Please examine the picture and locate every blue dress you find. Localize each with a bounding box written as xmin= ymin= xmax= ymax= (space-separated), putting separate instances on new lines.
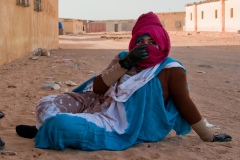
xmin=34 ymin=56 xmax=191 ymax=151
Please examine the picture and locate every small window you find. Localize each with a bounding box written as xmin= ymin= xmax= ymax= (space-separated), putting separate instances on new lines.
xmin=34 ymin=0 xmax=42 ymax=12
xmin=190 ymin=13 xmax=192 ymax=20
xmin=230 ymin=8 xmax=234 ymax=18
xmin=215 ymin=10 xmax=218 ymax=19
xmin=16 ymin=0 xmax=29 ymax=7
xmin=201 ymin=11 xmax=204 ymax=19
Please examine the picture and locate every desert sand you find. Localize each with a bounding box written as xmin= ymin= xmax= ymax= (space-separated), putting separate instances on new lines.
xmin=0 ymin=31 xmax=240 ymax=160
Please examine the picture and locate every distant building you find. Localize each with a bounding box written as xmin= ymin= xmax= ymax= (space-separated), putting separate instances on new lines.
xmin=86 ymin=22 xmax=106 ymax=33
xmin=100 ymin=13 xmax=185 ymax=32
xmin=0 ymin=0 xmax=59 ymax=66
xmin=101 ymin=20 xmax=136 ymax=32
xmin=185 ymin=0 xmax=240 ymax=32
xmin=156 ymin=12 xmax=186 ymax=31
xmin=59 ymin=15 xmax=185 ymax=33
xmin=62 ymin=19 xmax=85 ymax=35
xmin=62 ymin=19 xmax=136 ymax=33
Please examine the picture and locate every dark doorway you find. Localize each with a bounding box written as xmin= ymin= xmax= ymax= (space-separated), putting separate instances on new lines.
xmin=114 ymin=24 xmax=118 ymax=32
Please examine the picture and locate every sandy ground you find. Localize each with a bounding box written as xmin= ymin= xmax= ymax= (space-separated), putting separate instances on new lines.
xmin=0 ymin=31 xmax=240 ymax=160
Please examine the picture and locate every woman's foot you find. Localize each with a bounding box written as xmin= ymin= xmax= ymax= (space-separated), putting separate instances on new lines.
xmin=16 ymin=125 xmax=38 ymax=139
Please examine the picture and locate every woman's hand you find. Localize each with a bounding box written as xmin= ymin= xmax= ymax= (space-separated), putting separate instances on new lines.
xmin=119 ymin=45 xmax=148 ymax=70
xmin=212 ymin=133 xmax=232 ymax=142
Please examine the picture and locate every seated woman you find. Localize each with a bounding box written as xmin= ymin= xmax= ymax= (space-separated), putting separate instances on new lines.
xmin=16 ymin=12 xmax=231 ymax=151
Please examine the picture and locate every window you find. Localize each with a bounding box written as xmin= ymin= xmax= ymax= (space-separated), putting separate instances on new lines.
xmin=230 ymin=8 xmax=234 ymax=18
xmin=16 ymin=0 xmax=29 ymax=7
xmin=190 ymin=13 xmax=192 ymax=20
xmin=215 ymin=10 xmax=218 ymax=19
xmin=34 ymin=0 xmax=42 ymax=12
xmin=22 ymin=0 xmax=29 ymax=7
xmin=201 ymin=11 xmax=204 ymax=19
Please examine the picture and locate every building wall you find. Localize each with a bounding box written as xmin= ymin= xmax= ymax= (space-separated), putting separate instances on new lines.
xmin=186 ymin=5 xmax=197 ymax=31
xmin=90 ymin=12 xmax=185 ymax=33
xmin=185 ymin=0 xmax=240 ymax=32
xmin=101 ymin=20 xmax=136 ymax=32
xmin=63 ymin=20 xmax=84 ymax=34
xmin=86 ymin=23 xmax=106 ymax=33
xmin=197 ymin=2 xmax=222 ymax=31
xmin=105 ymin=21 xmax=121 ymax=32
xmin=225 ymin=0 xmax=240 ymax=32
xmin=0 ymin=0 xmax=59 ymax=66
xmin=121 ymin=22 xmax=135 ymax=31
xmin=62 ymin=21 xmax=73 ymax=34
xmin=105 ymin=22 xmax=115 ymax=32
xmin=156 ymin=12 xmax=186 ymax=31
xmin=73 ymin=21 xmax=84 ymax=34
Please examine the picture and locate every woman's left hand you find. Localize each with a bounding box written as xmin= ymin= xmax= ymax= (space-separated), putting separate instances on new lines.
xmin=212 ymin=133 xmax=232 ymax=142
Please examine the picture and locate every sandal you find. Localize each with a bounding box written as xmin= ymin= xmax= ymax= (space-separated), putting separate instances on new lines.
xmin=0 ymin=112 xmax=4 ymax=119
xmin=0 ymin=138 xmax=5 ymax=150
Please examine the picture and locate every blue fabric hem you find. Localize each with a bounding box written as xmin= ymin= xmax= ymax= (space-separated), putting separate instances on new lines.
xmin=34 ymin=56 xmax=191 ymax=151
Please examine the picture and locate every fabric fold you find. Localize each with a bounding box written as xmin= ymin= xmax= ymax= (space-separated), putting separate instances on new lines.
xmin=34 ymin=57 xmax=191 ymax=151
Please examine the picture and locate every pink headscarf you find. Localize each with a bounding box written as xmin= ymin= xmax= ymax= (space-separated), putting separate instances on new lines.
xmin=129 ymin=12 xmax=171 ymax=68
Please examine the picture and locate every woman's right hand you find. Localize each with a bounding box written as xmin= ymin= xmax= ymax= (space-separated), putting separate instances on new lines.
xmin=119 ymin=45 xmax=148 ymax=70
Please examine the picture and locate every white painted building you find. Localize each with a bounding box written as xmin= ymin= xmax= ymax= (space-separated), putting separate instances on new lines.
xmin=185 ymin=0 xmax=240 ymax=32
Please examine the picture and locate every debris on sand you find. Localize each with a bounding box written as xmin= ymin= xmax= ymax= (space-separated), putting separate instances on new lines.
xmin=52 ymin=59 xmax=74 ymax=63
xmin=1 ymin=150 xmax=17 ymax=156
xmin=29 ymin=48 xmax=51 ymax=60
xmin=197 ymin=71 xmax=207 ymax=74
xmin=42 ymin=83 xmax=61 ymax=90
xmin=32 ymin=48 xmax=51 ymax=57
xmin=65 ymin=80 xmax=77 ymax=86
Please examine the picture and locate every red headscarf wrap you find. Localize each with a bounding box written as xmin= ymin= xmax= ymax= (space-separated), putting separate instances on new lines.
xmin=129 ymin=12 xmax=171 ymax=68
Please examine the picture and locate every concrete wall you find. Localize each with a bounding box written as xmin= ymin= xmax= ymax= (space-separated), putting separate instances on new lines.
xmin=121 ymin=22 xmax=135 ymax=31
xmin=186 ymin=5 xmax=197 ymax=31
xmin=0 ymin=0 xmax=59 ymax=66
xmin=62 ymin=20 xmax=85 ymax=34
xmin=156 ymin=12 xmax=186 ymax=31
xmin=197 ymin=2 xmax=222 ymax=31
xmin=62 ymin=21 xmax=73 ymax=34
xmin=86 ymin=23 xmax=106 ymax=33
xmin=101 ymin=20 xmax=136 ymax=32
xmin=225 ymin=0 xmax=240 ymax=32
xmin=103 ymin=12 xmax=185 ymax=32
xmin=105 ymin=22 xmax=115 ymax=32
xmin=185 ymin=0 xmax=240 ymax=32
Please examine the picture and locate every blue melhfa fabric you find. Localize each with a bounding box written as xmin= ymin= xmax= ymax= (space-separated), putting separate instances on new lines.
xmin=34 ymin=57 xmax=191 ymax=150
